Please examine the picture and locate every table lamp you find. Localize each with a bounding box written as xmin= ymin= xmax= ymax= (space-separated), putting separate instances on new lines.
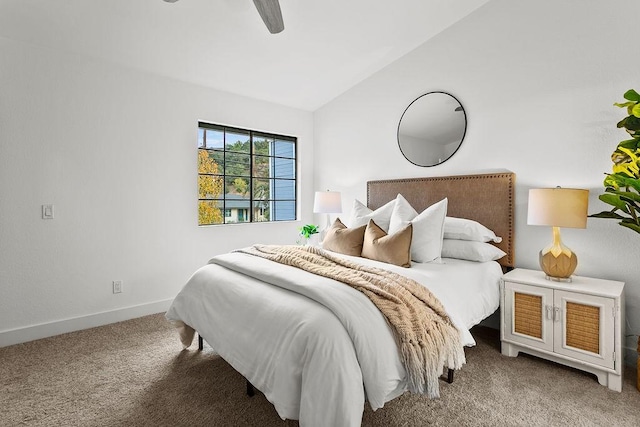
xmin=313 ymin=190 xmax=342 ymax=239
xmin=527 ymin=187 xmax=589 ymax=281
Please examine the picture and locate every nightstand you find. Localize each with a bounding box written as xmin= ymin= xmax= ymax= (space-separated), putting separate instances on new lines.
xmin=500 ymin=268 xmax=625 ymax=392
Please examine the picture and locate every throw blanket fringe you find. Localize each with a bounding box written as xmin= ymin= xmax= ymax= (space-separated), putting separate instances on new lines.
xmin=236 ymin=244 xmax=465 ymax=398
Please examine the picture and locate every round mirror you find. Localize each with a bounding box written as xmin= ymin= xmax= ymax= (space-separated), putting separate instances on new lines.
xmin=397 ymin=92 xmax=467 ymax=167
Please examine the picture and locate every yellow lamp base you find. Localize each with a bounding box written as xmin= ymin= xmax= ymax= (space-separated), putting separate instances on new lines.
xmin=539 ymin=250 xmax=577 ymax=281
xmin=539 ymin=226 xmax=578 ymax=281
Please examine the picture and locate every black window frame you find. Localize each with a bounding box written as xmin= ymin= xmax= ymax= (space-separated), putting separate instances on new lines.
xmin=197 ymin=122 xmax=297 ymax=226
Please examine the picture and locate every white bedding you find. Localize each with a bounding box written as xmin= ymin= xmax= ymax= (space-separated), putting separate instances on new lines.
xmin=165 ymin=250 xmax=502 ymax=427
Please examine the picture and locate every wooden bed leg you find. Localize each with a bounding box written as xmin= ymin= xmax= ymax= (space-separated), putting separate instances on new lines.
xmin=198 ymin=334 xmax=203 ymax=351
xmin=246 ymin=380 xmax=255 ymax=397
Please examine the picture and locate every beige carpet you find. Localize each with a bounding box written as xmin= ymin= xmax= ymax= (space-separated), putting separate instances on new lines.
xmin=1 ymin=314 xmax=638 ymax=426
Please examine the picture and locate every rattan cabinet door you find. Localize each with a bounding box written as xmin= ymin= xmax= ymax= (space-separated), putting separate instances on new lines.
xmin=553 ymin=290 xmax=615 ymax=369
xmin=503 ymin=281 xmax=554 ymax=352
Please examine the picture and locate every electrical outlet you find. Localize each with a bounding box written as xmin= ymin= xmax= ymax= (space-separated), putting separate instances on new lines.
xmin=112 ymin=280 xmax=123 ymax=294
xmin=42 ymin=204 xmax=54 ymax=219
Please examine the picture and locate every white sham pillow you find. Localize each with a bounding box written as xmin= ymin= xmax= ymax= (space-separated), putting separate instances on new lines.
xmin=388 ymin=195 xmax=448 ymax=263
xmin=388 ymin=194 xmax=417 ymax=232
xmin=441 ymin=239 xmax=506 ymax=262
xmin=443 ymin=217 xmax=502 ymax=243
xmin=349 ymin=198 xmax=396 ymax=232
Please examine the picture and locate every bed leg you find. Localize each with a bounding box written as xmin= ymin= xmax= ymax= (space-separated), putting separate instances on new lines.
xmin=246 ymin=380 xmax=255 ymax=397
xmin=440 ymin=368 xmax=454 ymax=383
xmin=198 ymin=334 xmax=203 ymax=351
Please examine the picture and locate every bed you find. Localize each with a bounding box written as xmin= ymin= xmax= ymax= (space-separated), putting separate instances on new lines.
xmin=166 ymin=172 xmax=515 ymax=427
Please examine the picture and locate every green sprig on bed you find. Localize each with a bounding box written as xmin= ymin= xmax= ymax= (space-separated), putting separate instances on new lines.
xmin=299 ymin=224 xmax=319 ymax=239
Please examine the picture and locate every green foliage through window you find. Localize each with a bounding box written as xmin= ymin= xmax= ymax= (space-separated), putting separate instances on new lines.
xmin=197 ymin=122 xmax=297 ymax=225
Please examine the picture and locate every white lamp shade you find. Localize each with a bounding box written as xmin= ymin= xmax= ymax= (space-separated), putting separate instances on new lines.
xmin=527 ymin=188 xmax=589 ymax=229
xmin=313 ymin=191 xmax=342 ymax=214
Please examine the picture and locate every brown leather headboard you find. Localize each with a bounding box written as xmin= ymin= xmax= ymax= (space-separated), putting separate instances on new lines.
xmin=367 ymin=172 xmax=515 ymax=268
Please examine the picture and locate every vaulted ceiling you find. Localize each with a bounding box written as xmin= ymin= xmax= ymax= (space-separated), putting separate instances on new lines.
xmin=0 ymin=0 xmax=489 ymax=111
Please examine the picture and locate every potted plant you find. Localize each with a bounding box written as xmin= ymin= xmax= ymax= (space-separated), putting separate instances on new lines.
xmin=590 ymin=89 xmax=640 ymax=234
xmin=298 ymin=224 xmax=319 ymax=245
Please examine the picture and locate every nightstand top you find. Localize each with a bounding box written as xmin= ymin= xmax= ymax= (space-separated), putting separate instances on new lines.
xmin=503 ymin=268 xmax=624 ymax=298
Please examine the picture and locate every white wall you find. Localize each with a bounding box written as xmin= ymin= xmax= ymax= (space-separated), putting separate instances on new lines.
xmin=314 ymin=0 xmax=640 ymax=362
xmin=0 ymin=36 xmax=314 ymax=345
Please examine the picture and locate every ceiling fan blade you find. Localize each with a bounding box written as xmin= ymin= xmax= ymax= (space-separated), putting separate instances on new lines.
xmin=253 ymin=0 xmax=284 ymax=34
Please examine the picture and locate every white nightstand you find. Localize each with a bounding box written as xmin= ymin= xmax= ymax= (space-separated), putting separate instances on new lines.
xmin=500 ymin=268 xmax=625 ymax=392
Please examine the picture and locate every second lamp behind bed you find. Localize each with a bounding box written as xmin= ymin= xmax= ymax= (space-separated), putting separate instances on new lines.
xmin=314 ymin=190 xmax=342 ymax=241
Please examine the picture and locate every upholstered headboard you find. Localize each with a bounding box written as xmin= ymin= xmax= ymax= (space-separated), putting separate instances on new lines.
xmin=367 ymin=172 xmax=515 ymax=269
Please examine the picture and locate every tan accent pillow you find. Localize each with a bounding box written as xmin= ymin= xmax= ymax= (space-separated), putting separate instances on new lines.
xmin=361 ymin=219 xmax=412 ymax=268
xmin=322 ymin=218 xmax=366 ymax=256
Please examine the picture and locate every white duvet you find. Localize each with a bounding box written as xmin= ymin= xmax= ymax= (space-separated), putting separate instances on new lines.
xmin=165 ymin=250 xmax=502 ymax=427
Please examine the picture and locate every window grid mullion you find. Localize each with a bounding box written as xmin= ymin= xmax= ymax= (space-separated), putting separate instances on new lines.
xmin=223 ymin=129 xmax=227 ymax=224
xmin=249 ymin=131 xmax=254 ymax=223
xmin=198 ymin=122 xmax=296 ymax=225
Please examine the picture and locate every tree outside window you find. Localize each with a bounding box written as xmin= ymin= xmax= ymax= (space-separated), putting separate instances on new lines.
xmin=197 ymin=123 xmax=297 ymax=226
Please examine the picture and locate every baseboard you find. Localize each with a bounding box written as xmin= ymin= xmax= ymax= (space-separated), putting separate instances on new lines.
xmin=0 ymin=299 xmax=173 ymax=348
xmin=5 ymin=301 xmax=637 ymax=368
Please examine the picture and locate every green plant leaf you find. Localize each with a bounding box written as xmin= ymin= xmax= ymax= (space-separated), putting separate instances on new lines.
xmin=611 ymin=151 xmax=630 ymax=165
xmin=624 ymin=115 xmax=640 ymax=131
xmin=624 ymin=89 xmax=640 ymax=101
xmin=588 ymin=211 xmax=626 ymax=219
xmin=608 ymin=190 xmax=640 ymax=202
xmin=619 ymin=221 xmax=640 ymax=234
xmin=604 ymin=174 xmax=622 ymax=188
xmin=599 ymin=193 xmax=629 ymax=212
xmin=612 ymin=190 xmax=640 ymax=203
xmin=622 ymin=176 xmax=640 ymax=192
xmin=606 ymin=174 xmax=640 ymax=192
xmin=620 ymin=200 xmax=640 ymax=214
xmin=594 ymin=89 xmax=640 ymax=233
xmin=299 ymin=224 xmax=319 ymax=238
xmin=617 ymin=138 xmax=640 ymax=150
xmin=614 ymin=101 xmax=636 ymax=108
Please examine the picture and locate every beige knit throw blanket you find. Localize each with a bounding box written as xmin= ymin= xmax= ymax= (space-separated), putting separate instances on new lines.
xmin=237 ymin=244 xmax=466 ymax=397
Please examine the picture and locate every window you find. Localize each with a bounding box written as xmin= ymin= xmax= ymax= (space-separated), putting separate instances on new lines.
xmin=197 ymin=122 xmax=297 ymax=225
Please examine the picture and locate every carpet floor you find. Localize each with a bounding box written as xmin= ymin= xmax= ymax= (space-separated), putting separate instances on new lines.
xmin=1 ymin=313 xmax=638 ymax=426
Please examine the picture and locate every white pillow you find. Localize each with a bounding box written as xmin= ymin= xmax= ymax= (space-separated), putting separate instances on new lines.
xmin=441 ymin=239 xmax=506 ymax=262
xmin=349 ymin=198 xmax=396 ymax=232
xmin=388 ymin=194 xmax=417 ymax=232
xmin=389 ymin=195 xmax=448 ymax=263
xmin=444 ymin=217 xmax=502 ymax=243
